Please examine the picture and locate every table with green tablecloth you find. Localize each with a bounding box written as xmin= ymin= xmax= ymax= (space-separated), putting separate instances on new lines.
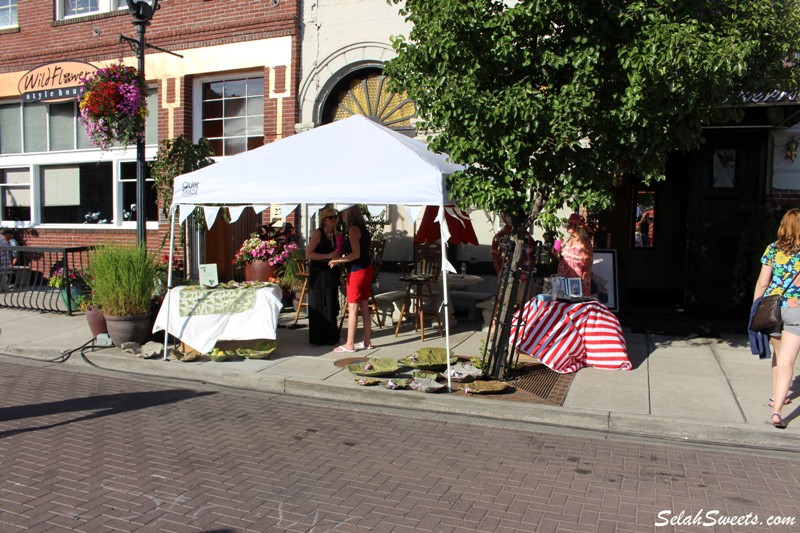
xmin=152 ymin=283 xmax=283 ymax=354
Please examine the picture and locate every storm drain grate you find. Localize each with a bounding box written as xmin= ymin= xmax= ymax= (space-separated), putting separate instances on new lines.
xmin=507 ymin=363 xmax=575 ymax=405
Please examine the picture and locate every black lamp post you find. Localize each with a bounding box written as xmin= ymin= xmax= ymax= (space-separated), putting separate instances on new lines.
xmin=126 ymin=0 xmax=160 ymax=247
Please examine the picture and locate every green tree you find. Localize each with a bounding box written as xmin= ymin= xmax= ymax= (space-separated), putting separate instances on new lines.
xmin=387 ymin=0 xmax=800 ymax=224
xmin=385 ymin=0 xmax=800 ymax=376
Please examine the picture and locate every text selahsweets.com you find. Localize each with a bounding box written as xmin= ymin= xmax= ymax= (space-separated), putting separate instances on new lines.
xmin=655 ymin=510 xmax=796 ymax=528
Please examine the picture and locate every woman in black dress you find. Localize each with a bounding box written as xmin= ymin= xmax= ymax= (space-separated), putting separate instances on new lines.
xmin=305 ymin=207 xmax=341 ymax=344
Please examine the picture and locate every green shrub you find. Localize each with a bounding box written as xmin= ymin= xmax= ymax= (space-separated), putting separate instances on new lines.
xmin=88 ymin=244 xmax=160 ymax=316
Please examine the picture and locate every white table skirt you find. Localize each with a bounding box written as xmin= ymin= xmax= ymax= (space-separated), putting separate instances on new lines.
xmin=152 ymin=284 xmax=283 ymax=354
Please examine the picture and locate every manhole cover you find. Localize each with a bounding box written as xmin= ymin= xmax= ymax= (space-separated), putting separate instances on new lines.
xmin=334 ymin=357 xmax=369 ymax=368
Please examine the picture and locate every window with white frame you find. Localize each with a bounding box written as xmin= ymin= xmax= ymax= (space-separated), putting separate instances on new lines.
xmin=41 ymin=163 xmax=113 ymax=224
xmin=0 ymin=168 xmax=30 ymax=223
xmin=0 ymin=0 xmax=18 ymax=28
xmin=200 ymin=76 xmax=264 ymax=156
xmin=56 ymin=0 xmax=126 ymax=20
xmin=0 ymin=89 xmax=156 ymax=154
xmin=120 ymin=161 xmax=157 ymax=223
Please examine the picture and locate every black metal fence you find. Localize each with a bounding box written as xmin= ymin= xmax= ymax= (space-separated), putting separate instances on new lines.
xmin=0 ymin=246 xmax=92 ymax=315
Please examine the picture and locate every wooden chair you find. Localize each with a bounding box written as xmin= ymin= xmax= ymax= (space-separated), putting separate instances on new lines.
xmin=292 ymin=260 xmax=309 ymax=324
xmin=394 ymin=243 xmax=443 ymax=340
xmin=339 ymin=240 xmax=386 ymax=329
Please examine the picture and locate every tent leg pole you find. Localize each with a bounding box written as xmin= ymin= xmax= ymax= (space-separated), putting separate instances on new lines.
xmin=438 ymin=206 xmax=452 ymax=392
xmin=163 ymin=209 xmax=177 ymax=361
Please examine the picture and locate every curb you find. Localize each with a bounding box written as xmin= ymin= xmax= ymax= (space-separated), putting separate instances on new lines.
xmin=3 ymin=346 xmax=798 ymax=453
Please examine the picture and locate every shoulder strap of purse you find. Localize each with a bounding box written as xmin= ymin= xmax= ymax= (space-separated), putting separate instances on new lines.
xmin=777 ymin=254 xmax=800 ymax=295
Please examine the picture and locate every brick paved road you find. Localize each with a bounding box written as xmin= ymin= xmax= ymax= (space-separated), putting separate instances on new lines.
xmin=0 ymin=359 xmax=798 ymax=533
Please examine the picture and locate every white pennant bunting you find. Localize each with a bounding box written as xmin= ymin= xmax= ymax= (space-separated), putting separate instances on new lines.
xmin=406 ymin=205 xmax=422 ymax=224
xmin=179 ymin=204 xmax=195 ymax=224
xmin=227 ymin=206 xmax=247 ymax=223
xmin=203 ymin=206 xmax=221 ymax=229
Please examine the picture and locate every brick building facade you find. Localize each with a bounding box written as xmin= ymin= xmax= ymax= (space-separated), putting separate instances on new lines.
xmin=0 ymin=1 xmax=299 ymax=263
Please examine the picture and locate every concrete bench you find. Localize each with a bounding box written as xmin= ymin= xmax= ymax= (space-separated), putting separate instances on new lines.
xmin=449 ymin=290 xmax=493 ymax=321
xmin=476 ymin=299 xmax=496 ymax=332
xmin=372 ymin=290 xmax=407 ymax=326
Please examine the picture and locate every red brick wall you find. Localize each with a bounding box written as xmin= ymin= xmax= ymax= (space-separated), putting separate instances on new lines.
xmin=1 ymin=1 xmax=298 ymax=72
xmin=1 ymin=1 xmax=301 ymax=261
xmin=768 ymin=190 xmax=800 ymax=210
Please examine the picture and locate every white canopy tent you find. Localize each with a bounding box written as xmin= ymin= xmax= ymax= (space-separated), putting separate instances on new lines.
xmin=164 ymin=115 xmax=467 ymax=386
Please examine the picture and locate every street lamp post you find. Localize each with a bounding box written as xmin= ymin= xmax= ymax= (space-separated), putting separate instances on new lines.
xmin=125 ymin=0 xmax=160 ymax=248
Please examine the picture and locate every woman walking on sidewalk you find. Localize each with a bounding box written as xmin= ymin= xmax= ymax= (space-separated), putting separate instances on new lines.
xmin=753 ymin=208 xmax=800 ymax=429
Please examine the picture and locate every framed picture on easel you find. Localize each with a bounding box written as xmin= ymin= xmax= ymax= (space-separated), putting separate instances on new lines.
xmin=592 ymin=249 xmax=619 ymax=311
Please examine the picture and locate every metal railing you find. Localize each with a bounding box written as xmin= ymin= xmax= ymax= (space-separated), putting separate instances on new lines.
xmin=0 ymin=246 xmax=92 ymax=315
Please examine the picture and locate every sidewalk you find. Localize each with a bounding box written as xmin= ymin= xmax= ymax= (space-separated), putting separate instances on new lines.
xmin=0 ymin=307 xmax=797 ymax=451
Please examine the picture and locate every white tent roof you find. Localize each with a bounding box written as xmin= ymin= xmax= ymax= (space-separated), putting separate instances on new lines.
xmin=171 ymin=115 xmax=463 ymax=210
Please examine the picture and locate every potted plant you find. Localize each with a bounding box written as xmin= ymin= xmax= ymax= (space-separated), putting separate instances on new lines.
xmin=86 ymin=244 xmax=160 ymax=346
xmin=78 ymin=61 xmax=148 ymax=151
xmin=234 ymin=233 xmax=299 ymax=282
xmin=279 ymin=247 xmax=307 ymax=307
xmin=77 ymin=294 xmax=108 ymax=339
xmin=48 ymin=266 xmax=89 ymax=312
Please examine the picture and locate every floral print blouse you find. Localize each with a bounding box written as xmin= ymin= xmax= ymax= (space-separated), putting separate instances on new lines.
xmin=760 ymin=243 xmax=800 ymax=304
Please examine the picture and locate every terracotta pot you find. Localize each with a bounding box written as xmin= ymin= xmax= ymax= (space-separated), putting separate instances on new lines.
xmin=244 ymin=260 xmax=276 ymax=282
xmin=104 ymin=314 xmax=151 ymax=347
xmin=85 ymin=307 xmax=108 ymax=338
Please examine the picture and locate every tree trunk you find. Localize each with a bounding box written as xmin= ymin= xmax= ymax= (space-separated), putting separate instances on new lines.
xmin=484 ymin=195 xmax=546 ymax=379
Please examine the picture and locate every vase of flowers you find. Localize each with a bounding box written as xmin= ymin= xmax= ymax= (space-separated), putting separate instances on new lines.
xmin=48 ymin=267 xmax=89 ymax=312
xmin=78 ymin=61 xmax=148 ymax=151
xmin=234 ymin=233 xmax=299 ymax=282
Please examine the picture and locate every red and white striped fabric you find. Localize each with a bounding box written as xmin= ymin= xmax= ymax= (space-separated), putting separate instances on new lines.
xmin=510 ymin=299 xmax=631 ymax=373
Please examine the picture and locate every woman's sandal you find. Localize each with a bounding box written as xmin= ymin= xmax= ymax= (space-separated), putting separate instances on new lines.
xmin=769 ymin=398 xmax=792 ymax=408
xmin=354 ymin=342 xmax=373 ymax=349
xmin=333 ymin=345 xmax=355 ymax=353
xmin=771 ymin=413 xmax=787 ymax=429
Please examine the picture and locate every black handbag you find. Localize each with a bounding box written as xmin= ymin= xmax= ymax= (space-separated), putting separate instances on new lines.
xmin=752 ymin=267 xmax=800 ymax=334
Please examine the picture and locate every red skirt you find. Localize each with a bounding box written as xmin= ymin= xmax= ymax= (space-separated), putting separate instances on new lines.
xmin=346 ymin=266 xmax=373 ymax=303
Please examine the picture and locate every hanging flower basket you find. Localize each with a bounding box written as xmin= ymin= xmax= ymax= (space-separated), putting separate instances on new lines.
xmin=78 ymin=62 xmax=148 ymax=151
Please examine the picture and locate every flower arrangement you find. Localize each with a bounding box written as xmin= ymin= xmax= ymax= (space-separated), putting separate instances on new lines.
xmin=48 ymin=267 xmax=88 ymax=289
xmin=78 ymin=62 xmax=148 ymax=151
xmin=233 ymin=234 xmax=299 ymax=269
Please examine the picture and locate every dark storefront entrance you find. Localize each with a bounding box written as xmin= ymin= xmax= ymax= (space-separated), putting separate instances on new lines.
xmin=605 ymin=127 xmax=772 ymax=332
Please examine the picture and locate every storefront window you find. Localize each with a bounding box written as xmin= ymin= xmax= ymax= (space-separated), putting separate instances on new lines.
xmin=1 ymin=88 xmax=155 ymax=154
xmin=49 ymin=102 xmax=76 ymax=152
xmin=0 ymin=104 xmax=21 ymax=154
xmin=201 ymin=76 xmax=264 ymax=156
xmin=23 ymin=104 xmax=47 ymax=153
xmin=0 ymin=168 xmax=30 ymax=222
xmin=120 ymin=161 xmax=157 ymax=223
xmin=41 ymin=163 xmax=113 ymax=224
xmin=0 ymin=0 xmax=18 ymax=28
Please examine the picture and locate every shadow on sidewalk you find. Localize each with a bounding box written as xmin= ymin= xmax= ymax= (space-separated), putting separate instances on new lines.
xmin=0 ymin=389 xmax=215 ymax=438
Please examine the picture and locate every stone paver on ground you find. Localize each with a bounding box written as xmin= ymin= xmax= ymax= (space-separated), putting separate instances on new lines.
xmin=0 ymin=360 xmax=798 ymax=532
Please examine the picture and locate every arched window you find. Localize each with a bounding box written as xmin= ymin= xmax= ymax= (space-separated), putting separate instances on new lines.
xmin=322 ymin=70 xmax=415 ymax=135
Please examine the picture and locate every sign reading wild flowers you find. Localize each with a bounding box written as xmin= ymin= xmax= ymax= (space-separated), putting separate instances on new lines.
xmin=79 ymin=62 xmax=148 ymax=151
